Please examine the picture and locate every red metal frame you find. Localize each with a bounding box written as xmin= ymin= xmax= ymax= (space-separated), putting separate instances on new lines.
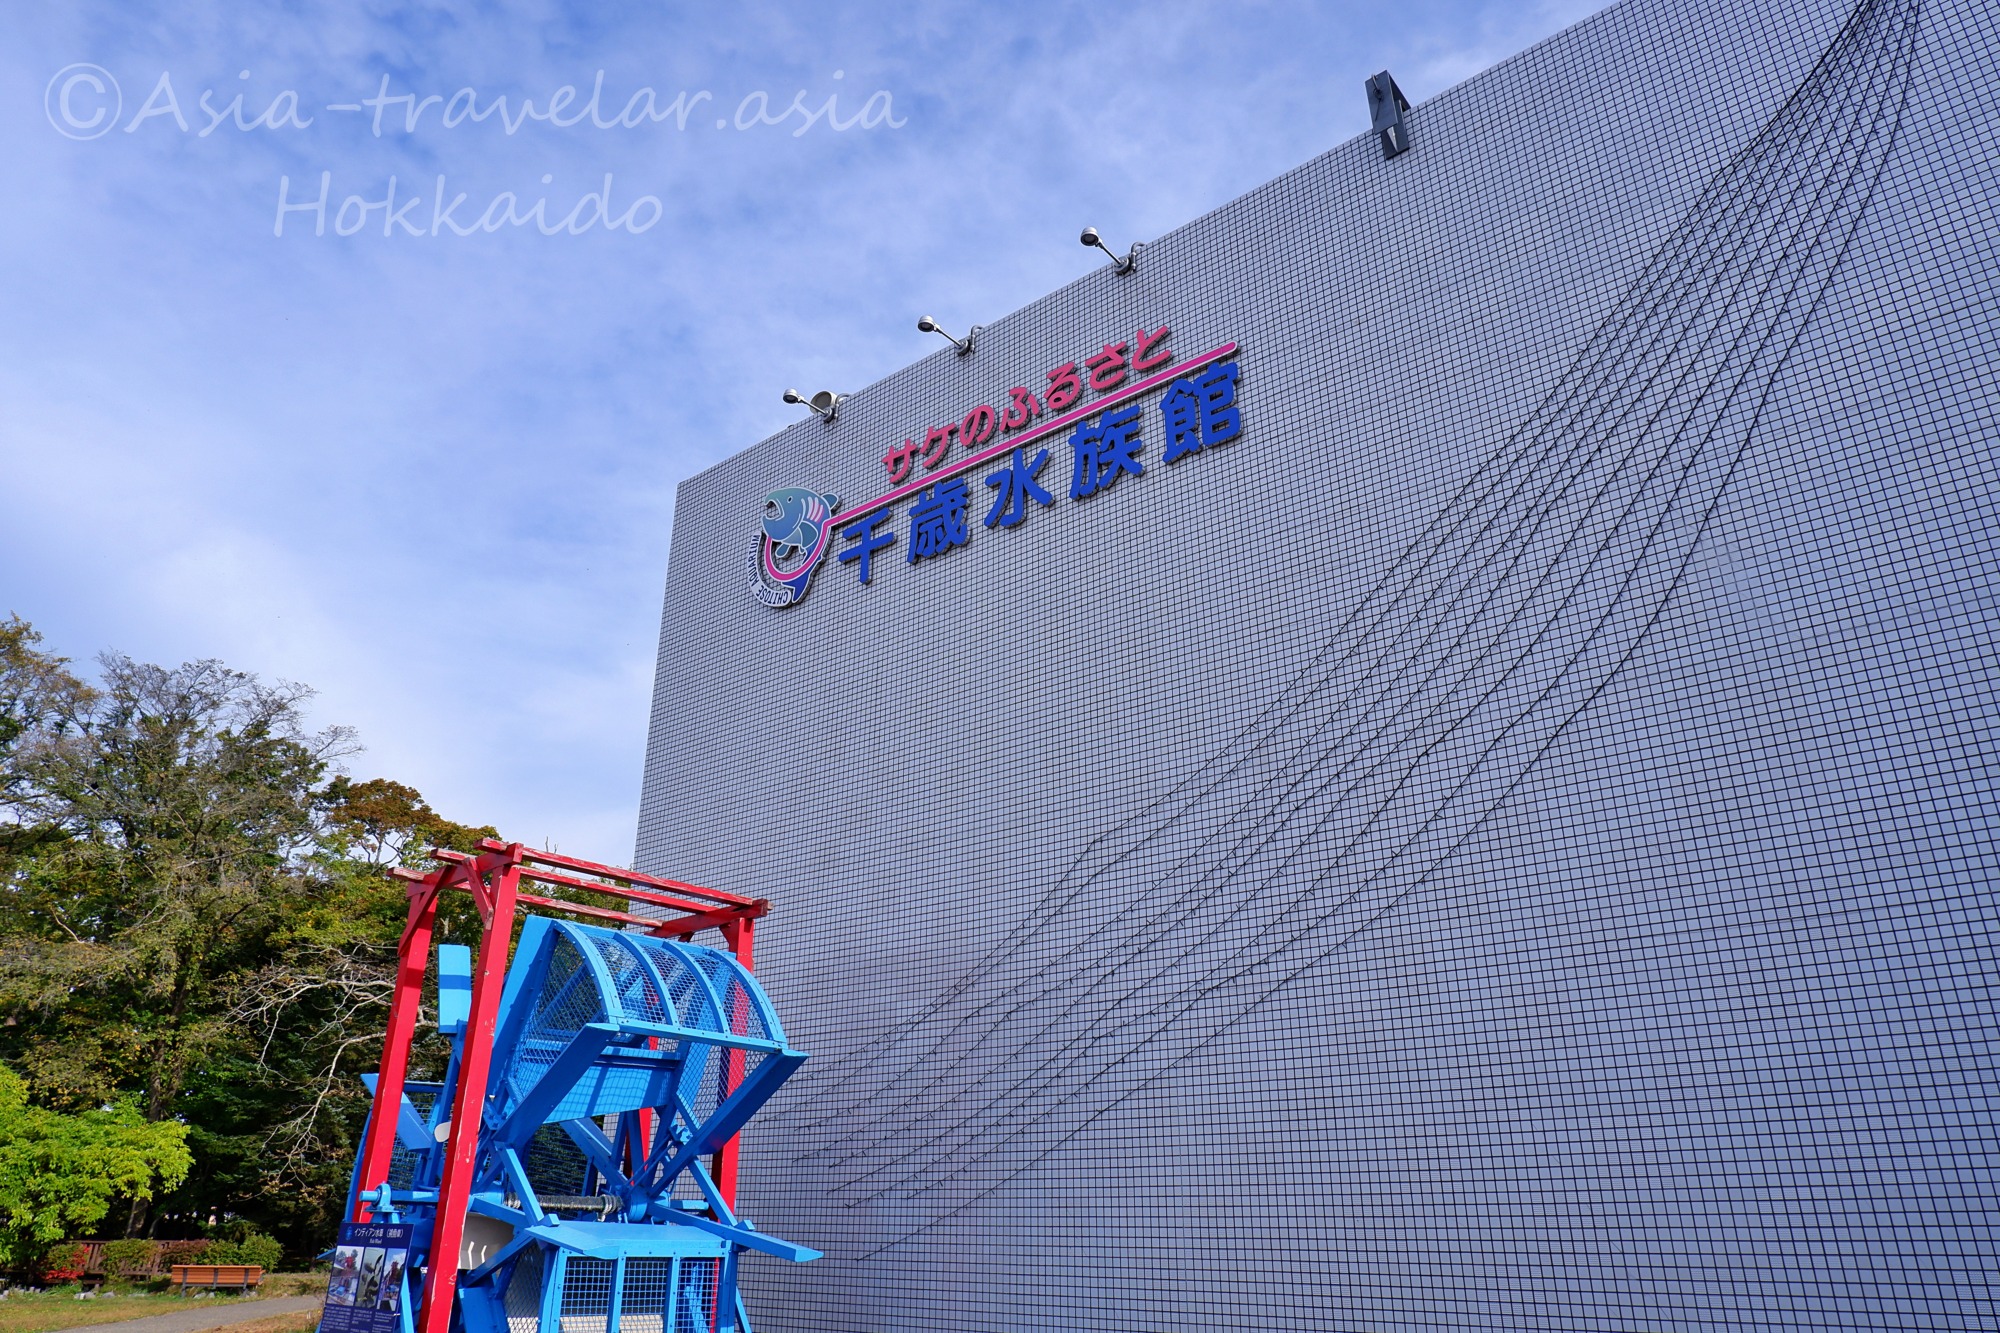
xmin=713 ymin=916 xmax=755 ymax=1203
xmin=351 ymin=885 xmax=440 ymax=1227
xmin=349 ymin=840 xmax=770 ymax=1333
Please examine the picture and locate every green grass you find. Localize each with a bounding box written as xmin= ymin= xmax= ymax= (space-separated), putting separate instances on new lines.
xmin=0 ymin=1273 xmax=324 ymax=1333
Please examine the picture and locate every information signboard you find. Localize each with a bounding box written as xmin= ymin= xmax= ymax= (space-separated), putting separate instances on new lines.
xmin=321 ymin=1222 xmax=413 ymax=1333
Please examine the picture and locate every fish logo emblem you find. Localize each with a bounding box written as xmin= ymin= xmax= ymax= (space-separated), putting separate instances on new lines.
xmin=747 ymin=485 xmax=842 ymax=607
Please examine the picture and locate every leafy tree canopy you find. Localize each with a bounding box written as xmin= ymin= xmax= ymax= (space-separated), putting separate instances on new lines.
xmin=0 ymin=615 xmax=498 ymax=1257
xmin=0 ymin=1064 xmax=190 ymax=1270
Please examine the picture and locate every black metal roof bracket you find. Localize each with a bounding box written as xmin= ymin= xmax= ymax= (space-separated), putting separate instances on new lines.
xmin=1366 ymin=71 xmax=1413 ymax=159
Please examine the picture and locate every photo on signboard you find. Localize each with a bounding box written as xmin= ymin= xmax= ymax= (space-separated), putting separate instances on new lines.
xmin=355 ymin=1248 xmax=387 ymax=1311
xmin=377 ymin=1247 xmax=408 ymax=1312
xmin=328 ymin=1246 xmax=363 ymax=1306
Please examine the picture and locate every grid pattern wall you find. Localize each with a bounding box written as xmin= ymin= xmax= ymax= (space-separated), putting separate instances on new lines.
xmin=635 ymin=0 xmax=1999 ymax=1327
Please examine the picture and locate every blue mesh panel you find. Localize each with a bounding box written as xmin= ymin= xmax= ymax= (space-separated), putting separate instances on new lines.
xmin=620 ymin=1258 xmax=671 ymax=1333
xmin=508 ymin=934 xmax=608 ymax=1111
xmin=558 ymin=1257 xmax=613 ymax=1333
xmin=673 ymin=1260 xmax=720 ymax=1333
xmin=384 ymin=1086 xmax=437 ymax=1190
xmin=681 ymin=948 xmax=774 ymax=1045
xmin=502 ymin=1245 xmax=543 ymax=1333
xmin=619 ymin=934 xmax=778 ymax=1045
xmin=583 ymin=933 xmax=671 ymax=1027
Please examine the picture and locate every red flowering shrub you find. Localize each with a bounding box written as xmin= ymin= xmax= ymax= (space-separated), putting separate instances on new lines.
xmin=36 ymin=1242 xmax=88 ymax=1283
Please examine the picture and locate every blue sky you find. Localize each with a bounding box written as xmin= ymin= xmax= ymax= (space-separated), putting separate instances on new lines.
xmin=0 ymin=0 xmax=1597 ymax=860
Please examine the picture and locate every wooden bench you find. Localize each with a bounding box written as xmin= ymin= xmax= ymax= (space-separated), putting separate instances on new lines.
xmin=169 ymin=1265 xmax=263 ymax=1294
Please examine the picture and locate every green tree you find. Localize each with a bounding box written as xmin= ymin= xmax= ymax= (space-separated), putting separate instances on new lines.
xmin=0 ymin=618 xmax=499 ymax=1255
xmin=323 ymin=777 xmax=495 ymax=868
xmin=0 ymin=616 xmax=93 ymax=872
xmin=0 ymin=653 xmax=349 ymax=1240
xmin=0 ymin=1064 xmax=190 ymax=1270
xmin=0 ymin=655 xmax=350 ymax=1127
xmin=203 ymin=780 xmax=494 ymax=1249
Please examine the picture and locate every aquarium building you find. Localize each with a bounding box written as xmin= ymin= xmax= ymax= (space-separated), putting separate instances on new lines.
xmin=636 ymin=0 xmax=1999 ymax=1326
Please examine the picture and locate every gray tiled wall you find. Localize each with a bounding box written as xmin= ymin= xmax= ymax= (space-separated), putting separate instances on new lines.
xmin=636 ymin=0 xmax=2000 ymax=1326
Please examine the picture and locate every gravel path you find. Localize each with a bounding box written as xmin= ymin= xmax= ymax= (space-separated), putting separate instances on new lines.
xmin=41 ymin=1295 xmax=322 ymax=1333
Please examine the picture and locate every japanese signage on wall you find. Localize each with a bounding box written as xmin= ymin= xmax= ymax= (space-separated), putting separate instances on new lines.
xmin=321 ymin=1223 xmax=412 ymax=1333
xmin=748 ymin=326 xmax=1242 ymax=607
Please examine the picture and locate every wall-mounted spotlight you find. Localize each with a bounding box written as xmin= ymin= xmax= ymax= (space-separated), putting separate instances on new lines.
xmin=783 ymin=388 xmax=843 ymax=422
xmin=916 ymin=315 xmax=974 ymax=356
xmin=1080 ymin=226 xmax=1137 ymax=275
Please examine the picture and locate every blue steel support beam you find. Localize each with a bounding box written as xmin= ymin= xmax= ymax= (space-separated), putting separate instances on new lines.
xmin=558 ymin=1116 xmax=631 ymax=1191
xmin=655 ymin=1211 xmax=821 ymax=1264
xmin=642 ymin=1051 xmax=805 ymax=1189
xmin=492 ymin=1024 xmax=619 ymax=1146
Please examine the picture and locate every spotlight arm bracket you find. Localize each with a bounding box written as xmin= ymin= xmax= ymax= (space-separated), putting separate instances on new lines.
xmin=1081 ymin=227 xmax=1141 ymax=275
xmin=782 ymin=388 xmax=844 ymax=423
xmin=918 ymin=316 xmax=977 ymax=357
